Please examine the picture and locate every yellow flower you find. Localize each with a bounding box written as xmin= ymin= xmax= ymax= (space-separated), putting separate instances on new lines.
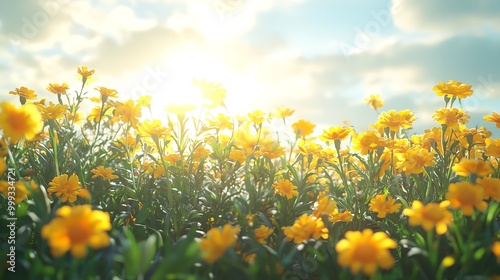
xmin=9 ymin=86 xmax=37 ymax=100
xmin=0 ymin=180 xmax=30 ymax=203
xmin=364 ymin=94 xmax=384 ymax=110
xmin=485 ymin=138 xmax=500 ymax=158
xmin=493 ymin=242 xmax=500 ymax=264
xmin=445 ymin=182 xmax=487 ymax=216
xmin=484 ymin=112 xmax=500 ymax=128
xmin=193 ymin=79 xmax=227 ymax=109
xmin=452 ymin=158 xmax=493 ymax=177
xmin=319 ymin=126 xmax=352 ymax=142
xmin=433 ymin=80 xmax=473 ymax=99
xmin=403 ymin=200 xmax=453 ymax=235
xmin=165 ymin=103 xmax=196 ymax=117
xmin=207 ymin=113 xmax=233 ymax=131
xmin=476 ymin=177 xmax=500 ymax=201
xmin=138 ymin=119 xmax=170 ymax=140
xmin=37 ymin=101 xmax=69 ymax=120
xmin=272 ymin=107 xmax=295 ymax=119
xmin=0 ymin=102 xmax=43 ymax=142
xmin=368 ymin=194 xmax=401 ymax=218
xmin=137 ymin=96 xmax=152 ymax=108
xmin=398 ymin=147 xmax=435 ymax=175
xmin=273 ymin=179 xmax=298 ymax=199
xmin=433 ymin=108 xmax=469 ymax=129
xmin=312 ymin=195 xmax=337 ymax=218
xmin=46 ymin=83 xmax=69 ymax=95
xmin=114 ymin=100 xmax=142 ymax=127
xmin=199 ymin=224 xmax=240 ymax=264
xmin=41 ymin=205 xmax=111 ymax=258
xmin=377 ymin=110 xmax=415 ymax=133
xmin=47 ymin=174 xmax=82 ymax=203
xmin=248 ymin=109 xmax=266 ymax=125
xmin=329 ymin=209 xmax=353 ymax=222
xmin=254 ymin=225 xmax=273 ymax=244
xmin=336 ymin=229 xmax=397 ymax=276
xmin=0 ymin=158 xmax=5 ymax=175
xmin=95 ymin=86 xmax=119 ymax=99
xmin=351 ymin=130 xmax=383 ymax=155
xmin=229 ymin=149 xmax=246 ymax=164
xmin=291 ymin=119 xmax=315 ymax=138
xmin=282 ymin=214 xmax=328 ymax=244
xmin=77 ymin=66 xmax=95 ymax=78
xmin=90 ymin=166 xmax=119 ymax=181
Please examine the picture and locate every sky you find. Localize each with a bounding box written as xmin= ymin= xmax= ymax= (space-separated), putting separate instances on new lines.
xmin=1 ymin=0 xmax=499 ymax=136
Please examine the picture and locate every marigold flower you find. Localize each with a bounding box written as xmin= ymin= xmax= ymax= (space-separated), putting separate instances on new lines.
xmin=403 ymin=200 xmax=453 ymax=235
xmin=0 ymin=102 xmax=43 ymax=142
xmin=229 ymin=149 xmax=246 ymax=164
xmin=207 ymin=113 xmax=233 ymax=131
xmin=477 ymin=177 xmax=500 ymax=201
xmin=46 ymin=83 xmax=69 ymax=95
xmin=484 ymin=138 xmax=500 ymax=158
xmin=254 ymin=225 xmax=273 ymax=244
xmin=199 ymin=224 xmax=240 ymax=264
xmin=248 ymin=110 xmax=266 ymax=125
xmin=433 ymin=108 xmax=469 ymax=129
xmin=137 ymin=96 xmax=152 ymax=108
xmin=377 ymin=110 xmax=415 ymax=133
xmin=282 ymin=214 xmax=328 ymax=244
xmin=78 ymin=66 xmax=95 ymax=78
xmin=297 ymin=139 xmax=322 ymax=155
xmin=95 ymin=86 xmax=119 ymax=99
xmin=319 ymin=126 xmax=352 ymax=142
xmin=9 ymin=86 xmax=37 ymax=100
xmin=41 ymin=205 xmax=111 ymax=258
xmin=114 ymin=100 xmax=142 ymax=127
xmin=193 ymin=79 xmax=227 ymax=109
xmin=329 ymin=209 xmax=353 ymax=222
xmin=369 ymin=194 xmax=401 ymax=218
xmin=272 ymin=107 xmax=295 ymax=119
xmin=0 ymin=180 xmax=30 ymax=203
xmin=445 ymin=182 xmax=487 ymax=216
xmin=364 ymin=94 xmax=384 ymax=110
xmin=312 ymin=195 xmax=337 ymax=218
xmin=292 ymin=119 xmax=315 ymax=138
xmin=48 ymin=174 xmax=82 ymax=203
xmin=351 ymin=130 xmax=383 ymax=155
xmin=433 ymin=80 xmax=473 ymax=99
xmin=36 ymin=101 xmax=69 ymax=120
xmin=484 ymin=112 xmax=500 ymax=128
xmin=90 ymin=166 xmax=119 ymax=181
xmin=452 ymin=158 xmax=493 ymax=177
xmin=138 ymin=119 xmax=170 ymax=140
xmin=398 ymin=147 xmax=435 ymax=175
xmin=336 ymin=229 xmax=397 ymax=276
xmin=273 ymin=179 xmax=298 ymax=199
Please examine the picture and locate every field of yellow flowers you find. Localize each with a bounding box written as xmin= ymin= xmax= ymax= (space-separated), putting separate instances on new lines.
xmin=1 ymin=67 xmax=500 ymax=279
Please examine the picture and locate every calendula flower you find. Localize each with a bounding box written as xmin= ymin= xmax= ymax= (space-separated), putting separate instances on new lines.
xmin=199 ymin=224 xmax=240 ymax=264
xmin=47 ymin=174 xmax=82 ymax=203
xmin=9 ymin=86 xmax=37 ymax=100
xmin=319 ymin=126 xmax=352 ymax=142
xmin=292 ymin=119 xmax=315 ymax=138
xmin=0 ymin=102 xmax=43 ymax=142
xmin=377 ymin=110 xmax=414 ymax=133
xmin=114 ymin=100 xmax=142 ymax=127
xmin=41 ymin=205 xmax=111 ymax=258
xmin=37 ymin=102 xmax=69 ymax=120
xmin=193 ymin=79 xmax=227 ymax=109
xmin=445 ymin=182 xmax=487 ymax=216
xmin=207 ymin=113 xmax=233 ymax=131
xmin=364 ymin=94 xmax=384 ymax=110
xmin=484 ymin=112 xmax=500 ymax=128
xmin=46 ymin=83 xmax=69 ymax=95
xmin=78 ymin=66 xmax=95 ymax=78
xmin=329 ymin=209 xmax=353 ymax=222
xmin=254 ymin=225 xmax=273 ymax=244
xmin=433 ymin=108 xmax=469 ymax=129
xmin=272 ymin=107 xmax=295 ymax=119
xmin=297 ymin=139 xmax=322 ymax=155
xmin=452 ymin=158 xmax=493 ymax=177
xmin=0 ymin=180 xmax=30 ymax=203
xmin=336 ymin=229 xmax=397 ymax=276
xmin=273 ymin=179 xmax=298 ymax=199
xmin=484 ymin=138 xmax=500 ymax=158
xmin=137 ymin=96 xmax=152 ymax=108
xmin=369 ymin=194 xmax=401 ymax=218
xmin=138 ymin=119 xmax=170 ymax=140
xmin=95 ymin=86 xmax=119 ymax=100
xmin=90 ymin=166 xmax=119 ymax=181
xmin=351 ymin=130 xmax=383 ymax=155
xmin=403 ymin=200 xmax=453 ymax=235
xmin=229 ymin=149 xmax=246 ymax=164
xmin=398 ymin=147 xmax=435 ymax=175
xmin=476 ymin=177 xmax=500 ymax=201
xmin=312 ymin=195 xmax=337 ymax=218
xmin=248 ymin=109 xmax=266 ymax=125
xmin=282 ymin=214 xmax=328 ymax=244
xmin=433 ymin=80 xmax=473 ymax=99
